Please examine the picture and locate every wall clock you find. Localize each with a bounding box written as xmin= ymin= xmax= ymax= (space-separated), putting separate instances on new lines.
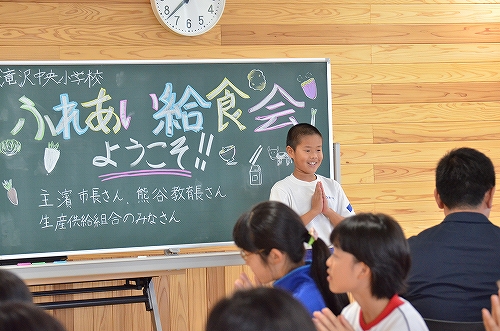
xmin=151 ymin=0 xmax=226 ymax=36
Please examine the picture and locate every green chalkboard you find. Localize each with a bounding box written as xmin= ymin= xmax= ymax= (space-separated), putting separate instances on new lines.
xmin=0 ymin=59 xmax=332 ymax=259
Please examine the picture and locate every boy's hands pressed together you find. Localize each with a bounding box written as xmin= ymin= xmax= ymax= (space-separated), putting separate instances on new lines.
xmin=312 ymin=181 xmax=325 ymax=215
xmin=301 ymin=181 xmax=345 ymax=227
xmin=300 ymin=181 xmax=324 ymax=226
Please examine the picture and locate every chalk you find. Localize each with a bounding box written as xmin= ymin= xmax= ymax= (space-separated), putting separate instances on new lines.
xmin=31 ymin=262 xmax=46 ymax=265
xmin=137 ymin=255 xmax=147 ymax=258
xmin=53 ymin=260 xmax=67 ymax=264
xmin=16 ymin=262 xmax=31 ymax=266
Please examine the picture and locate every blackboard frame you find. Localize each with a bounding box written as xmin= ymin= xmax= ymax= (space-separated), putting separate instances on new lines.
xmin=0 ymin=58 xmax=334 ymax=260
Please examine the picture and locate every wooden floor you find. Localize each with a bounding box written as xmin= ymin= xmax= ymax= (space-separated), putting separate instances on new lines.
xmin=2 ymin=0 xmax=500 ymax=329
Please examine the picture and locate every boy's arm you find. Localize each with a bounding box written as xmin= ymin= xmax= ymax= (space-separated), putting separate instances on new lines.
xmin=323 ymin=207 xmax=345 ymax=227
xmin=321 ymin=180 xmax=353 ymax=226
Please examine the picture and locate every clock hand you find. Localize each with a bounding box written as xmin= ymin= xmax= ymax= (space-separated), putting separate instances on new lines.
xmin=167 ymin=0 xmax=190 ymax=19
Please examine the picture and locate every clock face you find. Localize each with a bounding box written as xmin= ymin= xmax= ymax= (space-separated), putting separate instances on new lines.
xmin=151 ymin=0 xmax=225 ymax=36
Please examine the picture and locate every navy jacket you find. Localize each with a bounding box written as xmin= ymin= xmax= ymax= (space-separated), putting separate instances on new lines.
xmin=404 ymin=212 xmax=500 ymax=322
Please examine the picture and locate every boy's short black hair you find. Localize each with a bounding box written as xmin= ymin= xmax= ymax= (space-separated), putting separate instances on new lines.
xmin=330 ymin=213 xmax=411 ymax=299
xmin=286 ymin=123 xmax=322 ymax=150
xmin=435 ymin=147 xmax=495 ymax=209
xmin=206 ymin=287 xmax=316 ymax=331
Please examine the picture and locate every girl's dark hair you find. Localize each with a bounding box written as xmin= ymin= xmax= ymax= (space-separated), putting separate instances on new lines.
xmin=330 ymin=213 xmax=411 ymax=299
xmin=0 ymin=301 xmax=67 ymax=331
xmin=233 ymin=200 xmax=349 ymax=314
xmin=206 ymin=287 xmax=316 ymax=331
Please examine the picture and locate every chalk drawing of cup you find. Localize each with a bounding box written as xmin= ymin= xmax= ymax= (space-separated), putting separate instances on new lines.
xmin=298 ymin=73 xmax=317 ymax=100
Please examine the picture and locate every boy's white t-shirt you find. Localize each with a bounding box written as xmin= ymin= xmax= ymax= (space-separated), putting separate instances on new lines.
xmin=269 ymin=174 xmax=354 ymax=245
xmin=341 ymin=296 xmax=429 ymax=331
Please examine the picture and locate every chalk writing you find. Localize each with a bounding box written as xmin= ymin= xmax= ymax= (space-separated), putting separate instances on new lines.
xmin=0 ymin=60 xmax=331 ymax=256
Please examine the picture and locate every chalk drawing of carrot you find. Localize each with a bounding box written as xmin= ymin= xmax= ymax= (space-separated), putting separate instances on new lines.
xmin=44 ymin=141 xmax=60 ymax=174
xmin=3 ymin=179 xmax=18 ymax=205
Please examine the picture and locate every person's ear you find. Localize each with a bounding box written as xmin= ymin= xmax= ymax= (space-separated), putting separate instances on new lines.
xmin=355 ymin=262 xmax=371 ymax=282
xmin=286 ymin=146 xmax=295 ymax=159
xmin=434 ymin=188 xmax=445 ymax=209
xmin=485 ymin=187 xmax=495 ymax=209
xmin=268 ymin=248 xmax=285 ymax=265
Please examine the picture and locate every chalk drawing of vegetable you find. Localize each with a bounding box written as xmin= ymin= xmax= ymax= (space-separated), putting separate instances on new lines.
xmin=3 ymin=179 xmax=18 ymax=205
xmin=44 ymin=141 xmax=60 ymax=174
xmin=0 ymin=139 xmax=21 ymax=156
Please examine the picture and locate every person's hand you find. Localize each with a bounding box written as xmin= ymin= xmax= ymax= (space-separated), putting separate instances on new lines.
xmin=311 ymin=181 xmax=324 ymax=216
xmin=234 ymin=272 xmax=260 ymax=290
xmin=320 ymin=182 xmax=330 ymax=215
xmin=482 ymin=289 xmax=500 ymax=331
xmin=313 ymin=308 xmax=354 ymax=331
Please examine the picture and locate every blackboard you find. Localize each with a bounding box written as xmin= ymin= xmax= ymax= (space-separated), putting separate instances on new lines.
xmin=0 ymin=59 xmax=333 ymax=259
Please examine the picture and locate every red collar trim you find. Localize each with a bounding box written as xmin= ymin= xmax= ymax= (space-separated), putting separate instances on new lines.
xmin=359 ymin=295 xmax=404 ymax=330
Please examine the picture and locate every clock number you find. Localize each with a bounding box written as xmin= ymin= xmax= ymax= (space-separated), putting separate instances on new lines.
xmin=186 ymin=18 xmax=192 ymax=28
xmin=208 ymin=5 xmax=214 ymax=13
xmin=163 ymin=5 xmax=170 ymax=16
xmin=199 ymin=16 xmax=204 ymax=25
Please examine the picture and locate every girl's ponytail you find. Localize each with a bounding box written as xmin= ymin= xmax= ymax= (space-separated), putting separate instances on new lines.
xmin=305 ymin=231 xmax=350 ymax=315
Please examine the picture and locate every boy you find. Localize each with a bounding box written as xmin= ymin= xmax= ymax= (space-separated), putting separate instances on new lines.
xmin=313 ymin=213 xmax=428 ymax=331
xmin=269 ymin=123 xmax=354 ymax=245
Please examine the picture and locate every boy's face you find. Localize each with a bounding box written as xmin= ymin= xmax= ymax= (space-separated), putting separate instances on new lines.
xmin=286 ymin=134 xmax=323 ymax=181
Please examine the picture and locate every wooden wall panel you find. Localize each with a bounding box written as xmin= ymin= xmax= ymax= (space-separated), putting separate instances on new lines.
xmin=3 ymin=0 xmax=500 ymax=330
xmin=333 ymin=102 xmax=500 ymax=124
xmin=221 ymin=3 xmax=372 ymax=24
xmin=341 ymin=141 xmax=500 ymax=164
xmin=373 ymin=82 xmax=500 ymax=103
xmin=61 ymin=45 xmax=370 ymax=63
xmin=333 ymin=64 xmax=500 ymax=83
xmin=222 ymin=24 xmax=500 ymax=45
xmin=372 ymin=43 xmax=500 ymax=63
xmin=371 ymin=4 xmax=500 ymax=23
xmin=372 ymin=122 xmax=500 ymax=143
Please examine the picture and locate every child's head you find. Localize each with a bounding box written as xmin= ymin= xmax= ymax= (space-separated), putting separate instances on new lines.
xmin=206 ymin=287 xmax=316 ymax=331
xmin=285 ymin=124 xmax=324 ymax=180
xmin=0 ymin=270 xmax=33 ymax=304
xmin=0 ymin=301 xmax=67 ymax=331
xmin=286 ymin=123 xmax=322 ymax=150
xmin=233 ymin=201 xmax=308 ymax=275
xmin=328 ymin=213 xmax=411 ymax=299
xmin=233 ymin=201 xmax=350 ymax=314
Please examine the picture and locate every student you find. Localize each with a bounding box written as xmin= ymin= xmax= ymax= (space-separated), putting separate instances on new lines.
xmin=0 ymin=301 xmax=67 ymax=331
xmin=483 ymin=289 xmax=500 ymax=331
xmin=0 ymin=269 xmax=33 ymax=303
xmin=269 ymin=123 xmax=354 ymax=245
xmin=313 ymin=213 xmax=428 ymax=331
xmin=232 ymin=200 xmax=349 ymax=315
xmin=206 ymin=287 xmax=317 ymax=331
xmin=404 ymin=147 xmax=500 ymax=322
